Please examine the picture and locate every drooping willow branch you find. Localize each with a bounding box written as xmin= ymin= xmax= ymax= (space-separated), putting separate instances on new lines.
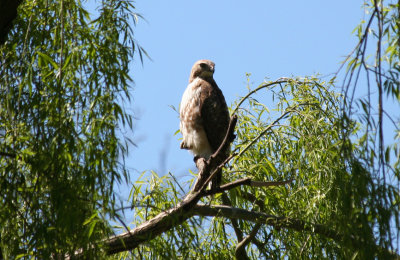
xmin=233 ymin=102 xmax=315 ymax=163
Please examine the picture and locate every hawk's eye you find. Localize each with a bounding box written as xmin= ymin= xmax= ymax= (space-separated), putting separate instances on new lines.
xmin=199 ymin=63 xmax=207 ymax=69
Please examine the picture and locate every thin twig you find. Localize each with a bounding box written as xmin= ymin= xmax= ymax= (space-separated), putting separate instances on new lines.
xmin=232 ymin=79 xmax=289 ymax=115
xmin=374 ymin=0 xmax=385 ymax=180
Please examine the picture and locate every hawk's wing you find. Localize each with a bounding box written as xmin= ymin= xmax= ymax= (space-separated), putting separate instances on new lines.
xmin=199 ymin=79 xmax=230 ymax=153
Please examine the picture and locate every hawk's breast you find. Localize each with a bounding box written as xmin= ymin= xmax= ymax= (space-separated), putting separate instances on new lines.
xmin=180 ymin=78 xmax=213 ymax=158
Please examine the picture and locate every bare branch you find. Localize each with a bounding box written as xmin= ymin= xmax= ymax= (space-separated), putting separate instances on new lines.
xmin=193 ymin=204 xmax=341 ymax=241
xmin=0 ymin=151 xmax=16 ymax=158
xmin=235 ymin=223 xmax=262 ymax=259
xmin=204 ymin=178 xmax=293 ymax=196
xmin=193 ymin=115 xmax=238 ymax=191
xmin=105 ymin=197 xmax=196 ymax=255
xmin=220 ymin=193 xmax=247 ymax=259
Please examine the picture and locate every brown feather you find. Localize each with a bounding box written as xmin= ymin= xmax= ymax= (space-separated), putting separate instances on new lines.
xmin=180 ymin=59 xmax=230 ymax=189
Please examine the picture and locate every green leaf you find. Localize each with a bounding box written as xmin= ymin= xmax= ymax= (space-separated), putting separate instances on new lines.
xmin=37 ymin=51 xmax=59 ymax=70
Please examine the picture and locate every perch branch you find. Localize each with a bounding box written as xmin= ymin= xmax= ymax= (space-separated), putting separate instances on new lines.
xmin=193 ymin=115 xmax=238 ymax=191
xmin=204 ymin=178 xmax=293 ymax=196
xmin=101 ymin=116 xmax=238 ymax=256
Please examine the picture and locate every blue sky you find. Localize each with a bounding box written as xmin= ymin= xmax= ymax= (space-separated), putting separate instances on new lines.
xmin=124 ymin=0 xmax=365 ymax=188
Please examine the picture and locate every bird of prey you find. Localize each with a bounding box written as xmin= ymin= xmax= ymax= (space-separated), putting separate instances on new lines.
xmin=179 ymin=59 xmax=230 ymax=189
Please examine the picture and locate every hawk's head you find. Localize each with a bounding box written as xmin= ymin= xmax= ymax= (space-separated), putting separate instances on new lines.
xmin=189 ymin=59 xmax=215 ymax=83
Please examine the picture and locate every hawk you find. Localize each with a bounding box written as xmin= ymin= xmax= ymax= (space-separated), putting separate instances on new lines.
xmin=180 ymin=59 xmax=230 ymax=189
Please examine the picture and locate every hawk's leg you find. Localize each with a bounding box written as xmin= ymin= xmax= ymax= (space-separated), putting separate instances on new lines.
xmin=194 ymin=155 xmax=206 ymax=169
xmin=180 ymin=141 xmax=189 ymax=150
xmin=193 ymin=155 xmax=200 ymax=164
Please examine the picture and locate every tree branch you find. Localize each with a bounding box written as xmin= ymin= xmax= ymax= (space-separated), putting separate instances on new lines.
xmin=203 ymin=178 xmax=293 ymax=196
xmin=234 ymin=108 xmax=294 ymax=160
xmin=235 ymin=223 xmax=262 ymax=259
xmin=101 ymin=116 xmax=239 ymax=256
xmin=232 ymin=79 xmax=289 ymax=115
xmin=193 ymin=204 xmax=400 ymax=259
xmin=193 ymin=115 xmax=238 ymax=191
xmin=70 ymin=110 xmax=399 ymax=258
xmin=0 ymin=151 xmax=16 ymax=158
xmin=220 ymin=193 xmax=248 ymax=259
xmin=193 ymin=204 xmax=341 ymax=241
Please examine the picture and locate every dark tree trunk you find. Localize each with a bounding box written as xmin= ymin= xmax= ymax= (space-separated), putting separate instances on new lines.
xmin=0 ymin=0 xmax=23 ymax=45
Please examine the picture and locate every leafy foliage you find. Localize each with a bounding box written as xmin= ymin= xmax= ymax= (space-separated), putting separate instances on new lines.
xmin=0 ymin=0 xmax=399 ymax=259
xmin=231 ymin=78 xmax=347 ymax=258
xmin=343 ymin=0 xmax=400 ymax=255
xmin=0 ymin=0 xmax=141 ymax=257
xmin=118 ymin=77 xmax=399 ymax=258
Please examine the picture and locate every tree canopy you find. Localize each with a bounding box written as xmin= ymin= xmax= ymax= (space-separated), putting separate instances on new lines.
xmin=0 ymin=0 xmax=399 ymax=259
xmin=0 ymin=0 xmax=141 ymax=257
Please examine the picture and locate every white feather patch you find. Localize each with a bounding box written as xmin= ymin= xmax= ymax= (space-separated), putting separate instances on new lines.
xmin=180 ymin=78 xmax=212 ymax=158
